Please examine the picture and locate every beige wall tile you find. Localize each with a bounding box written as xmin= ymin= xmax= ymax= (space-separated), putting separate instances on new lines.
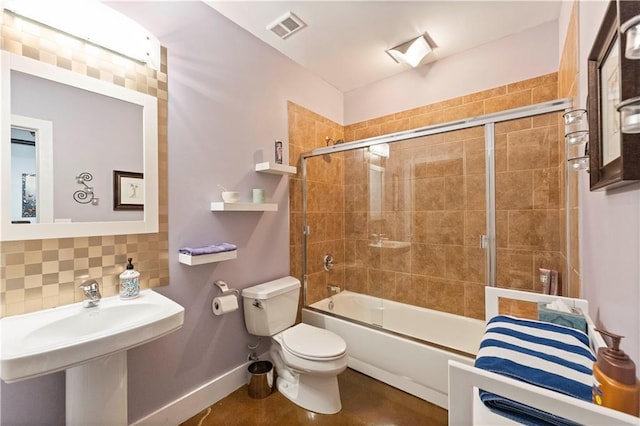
xmin=464 ymin=210 xmax=486 ymax=247
xmin=507 ymin=127 xmax=551 ymax=170
xmin=427 ymin=278 xmax=464 ymax=315
xmin=463 ymin=86 xmax=507 ymax=103
xmin=508 ymin=210 xmax=560 ymax=250
xmin=507 ymin=73 xmax=557 ymax=93
xmin=495 ymin=117 xmax=532 ymax=135
xmin=533 ymin=167 xmax=560 ymax=209
xmin=411 ymin=243 xmax=446 ymax=277
xmin=463 ymin=137 xmax=486 ymax=175
xmin=485 ymin=90 xmax=532 ymax=114
xmin=410 ymin=110 xmax=445 ymax=129
xmin=445 ymin=245 xmax=465 ymax=280
xmin=444 ymin=176 xmax=465 ymax=210
xmin=443 ymin=101 xmax=484 ymax=122
xmin=464 ymin=283 xmax=486 ymax=320
xmin=414 ymin=177 xmax=445 ymax=211
xmin=465 ymin=175 xmax=486 ymax=210
xmin=496 ymin=170 xmax=533 ymax=210
xmin=497 ymin=249 xmax=534 ymax=290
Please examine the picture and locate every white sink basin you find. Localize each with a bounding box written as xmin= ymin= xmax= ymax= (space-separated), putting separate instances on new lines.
xmin=1 ymin=289 xmax=184 ymax=383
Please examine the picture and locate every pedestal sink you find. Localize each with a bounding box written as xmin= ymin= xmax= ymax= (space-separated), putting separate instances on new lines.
xmin=0 ymin=289 xmax=184 ymax=425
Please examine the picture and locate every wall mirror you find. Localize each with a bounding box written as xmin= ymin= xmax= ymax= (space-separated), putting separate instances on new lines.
xmin=1 ymin=51 xmax=158 ymax=240
xmin=588 ymin=0 xmax=640 ymax=190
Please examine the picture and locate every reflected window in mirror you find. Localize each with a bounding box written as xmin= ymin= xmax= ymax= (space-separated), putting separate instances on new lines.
xmin=10 ymin=116 xmax=54 ymax=224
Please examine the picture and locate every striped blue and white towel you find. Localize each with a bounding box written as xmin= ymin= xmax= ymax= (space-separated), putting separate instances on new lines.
xmin=474 ymin=315 xmax=596 ymax=426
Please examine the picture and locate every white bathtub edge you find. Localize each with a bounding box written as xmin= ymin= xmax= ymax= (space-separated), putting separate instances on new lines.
xmin=303 ymin=307 xmax=477 ymax=410
xmin=347 ymin=356 xmax=448 ymax=409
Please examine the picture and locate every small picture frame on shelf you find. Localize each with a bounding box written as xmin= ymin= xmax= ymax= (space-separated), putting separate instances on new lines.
xmin=275 ymin=140 xmax=283 ymax=164
xmin=113 ymin=170 xmax=144 ymax=211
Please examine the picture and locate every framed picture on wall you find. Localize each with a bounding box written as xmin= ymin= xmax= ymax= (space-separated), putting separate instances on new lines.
xmin=588 ymin=0 xmax=640 ymax=190
xmin=113 ymin=170 xmax=144 ymax=210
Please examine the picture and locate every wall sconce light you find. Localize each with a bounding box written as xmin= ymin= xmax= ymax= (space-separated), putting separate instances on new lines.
xmin=74 ymin=172 xmax=99 ymax=205
xmin=621 ymin=14 xmax=640 ymax=60
xmin=617 ymin=96 xmax=640 ymax=134
xmin=563 ymin=109 xmax=590 ymax=171
xmin=4 ymin=0 xmax=161 ymax=69
xmin=386 ymin=34 xmax=432 ymax=68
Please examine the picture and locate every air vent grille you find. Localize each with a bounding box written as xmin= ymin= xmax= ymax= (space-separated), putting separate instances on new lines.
xmin=267 ymin=11 xmax=306 ymax=40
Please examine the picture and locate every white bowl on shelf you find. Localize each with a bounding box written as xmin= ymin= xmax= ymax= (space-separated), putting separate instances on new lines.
xmin=221 ymin=191 xmax=240 ymax=203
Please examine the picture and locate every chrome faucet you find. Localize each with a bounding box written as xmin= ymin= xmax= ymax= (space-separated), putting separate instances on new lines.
xmin=327 ymin=284 xmax=341 ymax=294
xmin=79 ymin=279 xmax=101 ymax=308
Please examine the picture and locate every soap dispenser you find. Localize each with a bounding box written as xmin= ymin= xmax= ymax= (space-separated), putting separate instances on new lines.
xmin=119 ymin=257 xmax=140 ymax=299
xmin=592 ymin=329 xmax=640 ymax=416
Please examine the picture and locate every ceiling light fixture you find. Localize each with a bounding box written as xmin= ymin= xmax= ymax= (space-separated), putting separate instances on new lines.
xmin=3 ymin=0 xmax=161 ymax=69
xmin=386 ymin=34 xmax=432 ymax=68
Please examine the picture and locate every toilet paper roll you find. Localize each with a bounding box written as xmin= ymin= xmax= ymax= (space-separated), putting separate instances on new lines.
xmin=212 ymin=295 xmax=239 ymax=315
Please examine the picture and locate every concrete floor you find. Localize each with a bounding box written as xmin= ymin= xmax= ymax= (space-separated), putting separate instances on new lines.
xmin=180 ymin=368 xmax=448 ymax=425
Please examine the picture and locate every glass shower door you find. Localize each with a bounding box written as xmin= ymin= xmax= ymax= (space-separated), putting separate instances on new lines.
xmin=493 ymin=112 xmax=564 ymax=296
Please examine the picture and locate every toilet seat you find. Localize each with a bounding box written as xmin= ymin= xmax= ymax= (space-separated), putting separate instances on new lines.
xmin=281 ymin=323 xmax=347 ymax=361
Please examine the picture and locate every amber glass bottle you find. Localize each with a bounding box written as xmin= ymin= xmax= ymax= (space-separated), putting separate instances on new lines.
xmin=592 ymin=329 xmax=640 ymax=417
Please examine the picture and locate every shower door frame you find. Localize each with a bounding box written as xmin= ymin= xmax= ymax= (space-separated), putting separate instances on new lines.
xmin=300 ymin=98 xmax=572 ymax=306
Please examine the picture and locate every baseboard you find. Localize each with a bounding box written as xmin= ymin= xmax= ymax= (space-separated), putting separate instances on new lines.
xmin=131 ymin=361 xmax=251 ymax=426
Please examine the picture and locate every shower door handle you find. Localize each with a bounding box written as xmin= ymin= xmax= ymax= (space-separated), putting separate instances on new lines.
xmin=479 ymin=235 xmax=489 ymax=249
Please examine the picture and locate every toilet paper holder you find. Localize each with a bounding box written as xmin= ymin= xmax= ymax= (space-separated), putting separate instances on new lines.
xmin=214 ymin=280 xmax=239 ymax=296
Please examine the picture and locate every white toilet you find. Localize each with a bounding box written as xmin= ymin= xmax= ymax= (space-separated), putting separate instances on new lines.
xmin=242 ymin=276 xmax=348 ymax=414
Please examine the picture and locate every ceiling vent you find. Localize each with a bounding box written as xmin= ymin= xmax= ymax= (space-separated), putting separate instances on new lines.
xmin=267 ymin=11 xmax=306 ymax=40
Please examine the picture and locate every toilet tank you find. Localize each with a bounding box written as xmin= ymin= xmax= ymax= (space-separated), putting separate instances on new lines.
xmin=242 ymin=276 xmax=300 ymax=336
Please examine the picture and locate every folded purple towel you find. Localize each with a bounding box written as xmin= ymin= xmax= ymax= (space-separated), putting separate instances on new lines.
xmin=179 ymin=243 xmax=237 ymax=256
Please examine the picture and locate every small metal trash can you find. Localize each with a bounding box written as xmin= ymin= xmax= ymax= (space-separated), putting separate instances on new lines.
xmin=248 ymin=360 xmax=275 ymax=399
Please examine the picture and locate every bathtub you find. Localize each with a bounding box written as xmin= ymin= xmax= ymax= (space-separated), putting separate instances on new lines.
xmin=302 ymin=291 xmax=486 ymax=409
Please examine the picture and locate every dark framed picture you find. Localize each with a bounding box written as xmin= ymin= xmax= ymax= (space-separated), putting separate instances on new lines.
xmin=588 ymin=0 xmax=640 ymax=190
xmin=113 ymin=170 xmax=144 ymax=211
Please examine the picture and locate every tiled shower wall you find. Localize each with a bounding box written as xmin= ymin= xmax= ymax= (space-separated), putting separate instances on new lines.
xmin=290 ymin=72 xmax=569 ymax=320
xmin=559 ymin=1 xmax=582 ymax=298
xmin=0 ymin=11 xmax=169 ymax=317
xmin=288 ymin=102 xmax=345 ymax=306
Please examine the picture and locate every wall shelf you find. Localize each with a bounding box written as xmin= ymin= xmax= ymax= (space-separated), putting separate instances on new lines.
xmin=178 ymin=250 xmax=237 ymax=266
xmin=255 ymin=161 xmax=297 ymax=175
xmin=210 ymin=202 xmax=278 ymax=212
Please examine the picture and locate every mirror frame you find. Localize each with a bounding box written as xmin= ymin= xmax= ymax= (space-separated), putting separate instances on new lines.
xmin=1 ymin=51 xmax=158 ymax=240
xmin=587 ymin=0 xmax=640 ymax=190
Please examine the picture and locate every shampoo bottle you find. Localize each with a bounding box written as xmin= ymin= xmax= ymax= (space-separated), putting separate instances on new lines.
xmin=592 ymin=329 xmax=640 ymax=416
xmin=119 ymin=257 xmax=140 ymax=299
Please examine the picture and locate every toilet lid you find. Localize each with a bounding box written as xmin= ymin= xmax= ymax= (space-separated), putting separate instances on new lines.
xmin=282 ymin=323 xmax=347 ymax=361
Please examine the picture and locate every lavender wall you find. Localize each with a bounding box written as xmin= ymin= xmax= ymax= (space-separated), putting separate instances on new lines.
xmin=344 ymin=20 xmax=559 ymax=125
xmin=110 ymin=2 xmax=343 ymax=423
xmin=1 ymin=2 xmax=342 ymax=424
xmin=577 ymin=1 xmax=640 ymax=365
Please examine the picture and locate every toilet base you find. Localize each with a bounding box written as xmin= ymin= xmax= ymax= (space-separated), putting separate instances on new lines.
xmin=276 ymin=373 xmax=342 ymax=414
